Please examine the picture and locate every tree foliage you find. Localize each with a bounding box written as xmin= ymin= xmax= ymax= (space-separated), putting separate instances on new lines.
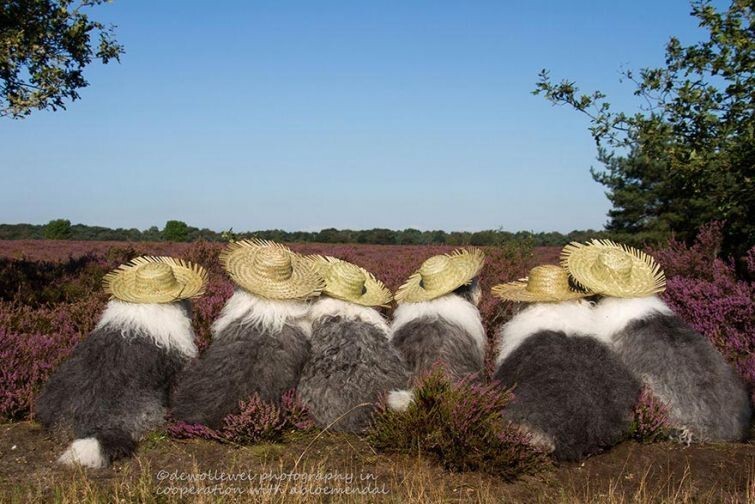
xmin=0 ymin=0 xmax=123 ymax=118
xmin=43 ymin=218 xmax=72 ymax=239
xmin=534 ymin=0 xmax=754 ymax=255
xmin=162 ymin=220 xmax=189 ymax=242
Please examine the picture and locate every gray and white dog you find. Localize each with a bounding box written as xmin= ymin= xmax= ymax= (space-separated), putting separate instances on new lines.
xmin=36 ymin=300 xmax=197 ymax=468
xmin=493 ymin=300 xmax=641 ymax=461
xmin=389 ymin=279 xmax=486 ymax=410
xmin=593 ymin=295 xmax=751 ymax=442
xmin=298 ymin=297 xmax=410 ymax=432
xmin=170 ymin=289 xmax=312 ymax=429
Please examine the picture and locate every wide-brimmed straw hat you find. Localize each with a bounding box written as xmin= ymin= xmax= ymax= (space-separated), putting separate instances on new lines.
xmin=307 ymin=256 xmax=392 ymax=307
xmin=560 ymin=239 xmax=666 ymax=298
xmin=103 ymin=256 xmax=208 ymax=304
xmin=220 ymin=239 xmax=324 ymax=300
xmin=491 ymin=264 xmax=589 ymax=303
xmin=394 ymin=248 xmax=485 ymax=304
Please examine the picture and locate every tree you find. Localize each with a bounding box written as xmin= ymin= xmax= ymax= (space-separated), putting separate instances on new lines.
xmin=534 ymin=0 xmax=753 ymax=255
xmin=1 ymin=0 xmax=124 ymax=118
xmin=43 ymin=218 xmax=72 ymax=239
xmin=162 ymin=220 xmax=189 ymax=242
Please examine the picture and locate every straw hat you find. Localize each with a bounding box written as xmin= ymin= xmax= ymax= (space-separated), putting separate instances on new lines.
xmin=491 ymin=264 xmax=589 ymax=303
xmin=220 ymin=239 xmax=324 ymax=300
xmin=307 ymin=255 xmax=392 ymax=307
xmin=560 ymin=239 xmax=666 ymax=298
xmin=394 ymin=248 xmax=485 ymax=304
xmin=103 ymin=256 xmax=208 ymax=304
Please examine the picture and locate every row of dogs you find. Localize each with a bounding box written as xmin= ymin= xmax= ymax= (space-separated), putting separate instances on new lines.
xmin=35 ymin=276 xmax=751 ymax=468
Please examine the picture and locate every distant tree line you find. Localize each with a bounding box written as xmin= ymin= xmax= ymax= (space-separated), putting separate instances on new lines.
xmin=0 ymin=219 xmax=664 ymax=248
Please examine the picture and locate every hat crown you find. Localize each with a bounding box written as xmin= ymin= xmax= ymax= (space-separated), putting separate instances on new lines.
xmin=525 ymin=265 xmax=570 ymax=294
xmin=134 ymin=262 xmax=179 ymax=290
xmin=253 ymin=248 xmax=293 ymax=281
xmin=328 ymin=262 xmax=367 ymax=297
xmin=594 ymin=249 xmax=633 ymax=282
xmin=419 ymin=255 xmax=453 ymax=290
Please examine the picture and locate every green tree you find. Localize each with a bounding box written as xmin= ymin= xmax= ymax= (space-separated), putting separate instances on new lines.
xmin=534 ymin=0 xmax=753 ymax=255
xmin=1 ymin=0 xmax=124 ymax=118
xmin=162 ymin=220 xmax=189 ymax=242
xmin=43 ymin=218 xmax=72 ymax=239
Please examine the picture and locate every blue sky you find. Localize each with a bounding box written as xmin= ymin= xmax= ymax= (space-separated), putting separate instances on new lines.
xmin=0 ymin=1 xmax=715 ymax=233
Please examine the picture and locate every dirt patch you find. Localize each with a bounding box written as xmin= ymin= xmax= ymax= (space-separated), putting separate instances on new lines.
xmin=1 ymin=421 xmax=753 ymax=502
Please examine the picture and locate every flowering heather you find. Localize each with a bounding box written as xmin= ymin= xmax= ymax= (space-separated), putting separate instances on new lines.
xmin=629 ymin=386 xmax=673 ymax=443
xmin=0 ymin=299 xmax=101 ymax=419
xmin=167 ymin=389 xmax=313 ymax=444
xmin=166 ymin=421 xmax=224 ymax=442
xmin=650 ymin=223 xmax=755 ymax=404
xmin=368 ymin=366 xmax=550 ymax=481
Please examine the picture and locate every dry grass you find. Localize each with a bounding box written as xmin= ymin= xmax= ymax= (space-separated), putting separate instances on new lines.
xmin=2 ymin=449 xmax=754 ymax=503
xmin=1 ymin=422 xmax=753 ymax=503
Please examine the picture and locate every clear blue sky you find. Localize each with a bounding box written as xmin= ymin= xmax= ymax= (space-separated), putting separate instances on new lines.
xmin=0 ymin=1 xmax=715 ymax=233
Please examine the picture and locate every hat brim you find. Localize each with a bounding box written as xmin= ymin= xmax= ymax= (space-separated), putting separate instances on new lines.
xmin=395 ymin=248 xmax=485 ymax=304
xmin=491 ymin=280 xmax=589 ymax=303
xmin=307 ymin=255 xmax=392 ymax=307
xmin=221 ymin=240 xmax=324 ymax=300
xmin=561 ymin=240 xmax=666 ymax=298
xmin=103 ymin=256 xmax=208 ymax=304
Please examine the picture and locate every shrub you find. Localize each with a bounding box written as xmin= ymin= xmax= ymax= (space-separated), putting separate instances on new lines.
xmin=629 ymin=386 xmax=673 ymax=443
xmin=167 ymin=389 xmax=313 ymax=444
xmin=368 ymin=366 xmax=549 ymax=481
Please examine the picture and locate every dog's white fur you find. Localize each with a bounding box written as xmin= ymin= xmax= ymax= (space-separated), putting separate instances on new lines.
xmin=212 ymin=289 xmax=313 ymax=337
xmin=592 ymin=295 xmax=673 ymax=341
xmin=308 ymin=297 xmax=390 ymax=335
xmin=57 ymin=437 xmax=106 ymax=469
xmin=390 ymin=294 xmax=486 ymax=352
xmin=495 ymin=300 xmax=595 ymax=364
xmin=386 ymin=389 xmax=414 ymax=412
xmin=96 ymin=300 xmax=197 ymax=358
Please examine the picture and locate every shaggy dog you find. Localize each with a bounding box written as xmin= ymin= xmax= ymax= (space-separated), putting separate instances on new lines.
xmin=493 ymin=300 xmax=641 ymax=461
xmin=170 ymin=289 xmax=312 ymax=429
xmin=35 ymin=300 xmax=197 ymax=469
xmin=593 ymin=295 xmax=752 ymax=442
xmin=390 ymin=279 xmax=485 ymax=382
xmin=297 ymin=297 xmax=410 ymax=432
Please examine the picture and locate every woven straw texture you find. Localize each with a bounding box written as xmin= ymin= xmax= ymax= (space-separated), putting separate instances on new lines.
xmin=394 ymin=248 xmax=485 ymax=304
xmin=561 ymin=239 xmax=666 ymax=298
xmin=307 ymin=255 xmax=392 ymax=307
xmin=220 ymin=239 xmax=324 ymax=300
xmin=492 ymin=264 xmax=590 ymax=303
xmin=103 ymin=256 xmax=208 ymax=304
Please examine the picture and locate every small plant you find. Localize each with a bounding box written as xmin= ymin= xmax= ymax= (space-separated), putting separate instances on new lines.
xmin=629 ymin=386 xmax=673 ymax=443
xmin=167 ymin=389 xmax=314 ymax=445
xmin=368 ymin=366 xmax=549 ymax=481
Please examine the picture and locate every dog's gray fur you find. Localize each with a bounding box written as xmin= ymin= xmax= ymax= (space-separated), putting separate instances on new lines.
xmin=170 ymin=319 xmax=310 ymax=429
xmin=611 ymin=312 xmax=751 ymax=442
xmin=35 ymin=324 xmax=188 ymax=465
xmin=392 ymin=317 xmax=484 ymax=380
xmin=298 ymin=316 xmax=410 ymax=432
xmin=391 ymin=281 xmax=485 ymax=380
xmin=494 ymin=331 xmax=641 ymax=461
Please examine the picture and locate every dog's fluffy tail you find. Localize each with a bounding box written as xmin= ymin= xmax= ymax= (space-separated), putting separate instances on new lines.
xmin=386 ymin=389 xmax=414 ymax=412
xmin=58 ymin=428 xmax=136 ymax=469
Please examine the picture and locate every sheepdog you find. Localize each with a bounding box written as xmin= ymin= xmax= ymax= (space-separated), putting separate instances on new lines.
xmin=391 ymin=279 xmax=486 ymax=382
xmin=493 ymin=300 xmax=641 ymax=461
xmin=593 ymin=295 xmax=752 ymax=442
xmin=170 ymin=289 xmax=312 ymax=429
xmin=297 ymin=297 xmax=410 ymax=432
xmin=35 ymin=299 xmax=197 ymax=468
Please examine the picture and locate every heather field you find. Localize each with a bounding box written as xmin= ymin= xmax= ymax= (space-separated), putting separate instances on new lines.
xmin=1 ymin=225 xmax=754 ymax=502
